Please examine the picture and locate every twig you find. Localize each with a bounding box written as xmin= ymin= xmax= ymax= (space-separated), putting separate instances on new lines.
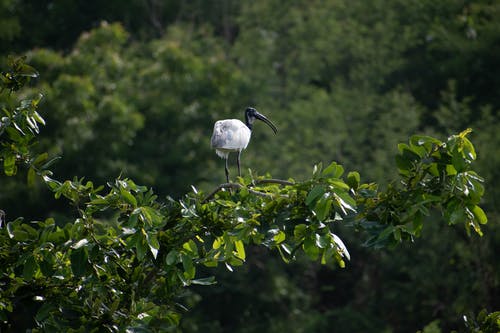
xmin=254 ymin=179 xmax=295 ymax=186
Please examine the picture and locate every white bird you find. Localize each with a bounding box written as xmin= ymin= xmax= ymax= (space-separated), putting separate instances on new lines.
xmin=211 ymin=107 xmax=277 ymax=182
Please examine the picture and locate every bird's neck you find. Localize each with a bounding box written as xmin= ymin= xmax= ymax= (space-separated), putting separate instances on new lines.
xmin=244 ymin=115 xmax=254 ymax=131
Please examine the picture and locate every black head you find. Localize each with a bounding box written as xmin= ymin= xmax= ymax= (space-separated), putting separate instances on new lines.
xmin=244 ymin=107 xmax=278 ymax=134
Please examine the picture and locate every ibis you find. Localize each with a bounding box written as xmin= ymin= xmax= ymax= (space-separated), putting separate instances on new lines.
xmin=211 ymin=107 xmax=277 ymax=182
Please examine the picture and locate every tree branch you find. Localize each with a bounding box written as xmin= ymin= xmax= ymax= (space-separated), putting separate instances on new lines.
xmin=203 ymin=183 xmax=271 ymax=202
xmin=253 ymin=179 xmax=295 ymax=186
xmin=203 ymin=179 xmax=294 ymax=202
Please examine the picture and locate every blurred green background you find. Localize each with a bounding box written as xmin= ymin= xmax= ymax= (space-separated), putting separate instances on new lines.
xmin=1 ymin=0 xmax=499 ymax=332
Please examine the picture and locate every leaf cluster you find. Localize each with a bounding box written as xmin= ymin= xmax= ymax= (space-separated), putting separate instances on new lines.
xmin=357 ymin=129 xmax=487 ymax=248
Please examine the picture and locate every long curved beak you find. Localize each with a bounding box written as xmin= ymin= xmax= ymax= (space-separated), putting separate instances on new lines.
xmin=255 ymin=112 xmax=278 ymax=134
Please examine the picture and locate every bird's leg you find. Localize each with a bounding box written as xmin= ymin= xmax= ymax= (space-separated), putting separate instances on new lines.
xmin=237 ymin=150 xmax=242 ymax=178
xmin=225 ymin=156 xmax=230 ymax=183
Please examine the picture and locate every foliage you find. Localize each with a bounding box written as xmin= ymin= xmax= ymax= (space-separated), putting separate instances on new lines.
xmin=463 ymin=310 xmax=500 ymax=333
xmin=0 ymin=58 xmax=492 ymax=332
xmin=0 ymin=56 xmax=53 ymax=180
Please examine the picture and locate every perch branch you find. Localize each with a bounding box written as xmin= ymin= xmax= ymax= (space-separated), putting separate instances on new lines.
xmin=203 ymin=178 xmax=294 ymax=202
xmin=203 ymin=183 xmax=271 ymax=202
xmin=253 ymin=179 xmax=295 ymax=186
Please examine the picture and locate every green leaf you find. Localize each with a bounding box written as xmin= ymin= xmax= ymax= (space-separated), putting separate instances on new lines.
xmin=70 ymin=247 xmax=88 ymax=277
xmin=332 ymin=189 xmax=357 ymax=214
xmin=303 ymin=236 xmax=319 ymax=259
xmin=322 ymin=161 xmax=344 ymax=178
xmin=462 ymin=137 xmax=476 ymax=161
xmin=314 ymin=196 xmax=332 ymax=221
xmin=166 ymin=250 xmax=179 ymax=265
xmin=181 ymin=253 xmax=195 ymax=280
xmin=449 ymin=205 xmax=466 ymax=225
xmin=315 ymin=233 xmax=329 ymax=249
xmin=312 ymin=162 xmax=323 ymax=178
xmin=451 ymin=149 xmax=467 ymax=172
xmin=377 ymin=226 xmax=395 ymax=241
xmin=72 ymin=238 xmax=89 ymax=249
xmin=35 ymin=303 xmax=55 ymax=323
xmin=306 ymin=185 xmax=325 ymax=207
xmin=470 ymin=205 xmax=487 ymax=225
xmin=328 ymin=179 xmax=350 ymax=190
xmin=147 ymin=232 xmax=160 ymax=259
xmin=135 ymin=231 xmax=148 ymax=261
xmin=18 ymin=63 xmax=39 ymax=77
xmin=395 ymin=148 xmax=420 ymax=172
xmin=213 ymin=237 xmax=223 ymax=249
xmin=139 ymin=206 xmax=163 ymax=226
xmin=6 ymin=221 xmax=16 ymax=239
xmin=33 ymin=152 xmax=48 ymax=166
xmin=6 ymin=220 xmax=30 ymax=241
xmin=410 ymin=135 xmax=442 ymax=149
xmin=191 ymin=277 xmax=216 ymax=285
xmin=294 ymin=224 xmax=308 ymax=240
xmin=332 ymin=233 xmax=350 ymax=260
xmin=40 ymin=156 xmax=61 ymax=170
xmin=3 ymin=153 xmax=16 ymax=176
xmin=183 ymin=239 xmax=198 ymax=255
xmin=393 ymin=227 xmax=402 ymax=241
xmin=234 ymin=240 xmax=246 ymax=260
xmin=27 ymin=167 xmax=36 ymax=186
xmin=39 ymin=258 xmax=54 ymax=277
xmin=445 ymin=164 xmax=457 ymax=176
xmin=120 ymin=187 xmax=137 ymax=207
xmin=32 ymin=111 xmax=46 ymax=125
xmin=23 ymin=255 xmax=38 ymax=280
xmin=6 ymin=127 xmax=22 ymax=141
xmin=273 ymin=230 xmax=286 ymax=244
xmin=346 ymin=171 xmax=360 ymax=189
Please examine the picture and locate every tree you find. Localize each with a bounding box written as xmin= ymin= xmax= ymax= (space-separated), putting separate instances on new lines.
xmin=1 ymin=58 xmax=494 ymax=332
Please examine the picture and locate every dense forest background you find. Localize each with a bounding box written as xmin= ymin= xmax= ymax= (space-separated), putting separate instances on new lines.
xmin=1 ymin=0 xmax=499 ymax=332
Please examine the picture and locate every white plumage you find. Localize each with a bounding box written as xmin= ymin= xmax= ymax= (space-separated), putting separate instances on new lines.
xmin=211 ymin=119 xmax=251 ymax=158
xmin=211 ymin=107 xmax=277 ymax=182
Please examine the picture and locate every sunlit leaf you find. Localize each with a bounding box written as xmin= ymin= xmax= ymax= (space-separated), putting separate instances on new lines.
xmin=183 ymin=239 xmax=198 ymax=255
xmin=213 ymin=237 xmax=223 ymax=249
xmin=3 ymin=154 xmax=16 ymax=176
xmin=273 ymin=230 xmax=286 ymax=244
xmin=315 ymin=233 xmax=329 ymax=249
xmin=191 ymin=277 xmax=216 ymax=285
xmin=470 ymin=205 xmax=487 ymax=225
xmin=234 ymin=240 xmax=246 ymax=260
xmin=332 ymin=233 xmax=350 ymax=261
xmin=333 ymin=189 xmax=357 ymax=214
xmin=147 ymin=232 xmax=160 ymax=259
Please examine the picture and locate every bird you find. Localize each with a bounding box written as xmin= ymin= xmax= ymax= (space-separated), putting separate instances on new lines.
xmin=211 ymin=107 xmax=277 ymax=183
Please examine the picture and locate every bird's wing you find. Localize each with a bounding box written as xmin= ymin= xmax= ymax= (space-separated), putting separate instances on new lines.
xmin=211 ymin=120 xmax=250 ymax=150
